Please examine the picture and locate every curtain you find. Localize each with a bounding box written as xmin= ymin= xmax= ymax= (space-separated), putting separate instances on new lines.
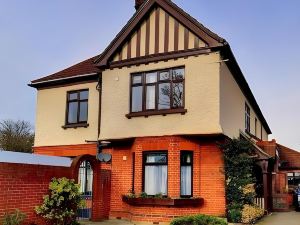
xmin=145 ymin=165 xmax=167 ymax=195
xmin=181 ymin=166 xmax=191 ymax=196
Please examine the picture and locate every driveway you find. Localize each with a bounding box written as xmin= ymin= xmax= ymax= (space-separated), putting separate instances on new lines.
xmin=257 ymin=211 xmax=300 ymax=225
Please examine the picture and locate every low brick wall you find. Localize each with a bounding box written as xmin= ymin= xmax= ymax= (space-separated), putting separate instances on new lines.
xmin=0 ymin=154 xmax=111 ymax=225
xmin=0 ymin=162 xmax=72 ymax=224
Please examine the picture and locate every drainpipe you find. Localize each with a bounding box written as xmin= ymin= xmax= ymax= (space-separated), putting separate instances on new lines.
xmin=96 ymin=74 xmax=102 ymax=140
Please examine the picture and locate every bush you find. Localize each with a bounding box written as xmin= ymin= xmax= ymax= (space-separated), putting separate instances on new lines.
xmin=2 ymin=209 xmax=26 ymax=225
xmin=241 ymin=204 xmax=264 ymax=224
xmin=170 ymin=214 xmax=228 ymax=225
xmin=227 ymin=203 xmax=242 ymax=223
xmin=35 ymin=177 xmax=84 ymax=225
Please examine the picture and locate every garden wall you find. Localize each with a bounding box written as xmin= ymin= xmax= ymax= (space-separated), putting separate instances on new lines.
xmin=0 ymin=162 xmax=71 ymax=224
xmin=0 ymin=152 xmax=110 ymax=225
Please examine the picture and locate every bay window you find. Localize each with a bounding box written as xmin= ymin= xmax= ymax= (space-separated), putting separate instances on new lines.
xmin=130 ymin=67 xmax=185 ymax=115
xmin=143 ymin=152 xmax=168 ymax=196
xmin=180 ymin=151 xmax=193 ymax=197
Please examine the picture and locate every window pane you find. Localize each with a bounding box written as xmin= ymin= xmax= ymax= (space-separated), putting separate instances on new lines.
xmin=145 ymin=165 xmax=167 ymax=195
xmin=146 ymin=153 xmax=167 ymax=163
xmin=182 ymin=153 xmax=192 ymax=164
xmin=79 ymin=102 xmax=88 ymax=122
xmin=146 ymin=85 xmax=156 ymax=110
xmin=146 ymin=72 xmax=157 ymax=83
xmin=69 ymin=92 xmax=78 ymax=100
xmin=68 ymin=102 xmax=78 ymax=123
xmin=158 ymin=83 xmax=170 ymax=110
xmin=80 ymin=90 xmax=89 ymax=100
xmin=173 ymin=82 xmax=183 ymax=108
xmin=132 ymin=86 xmax=143 ymax=112
xmin=132 ymin=75 xmax=142 ymax=84
xmin=172 ymin=68 xmax=184 ymax=80
xmin=181 ymin=166 xmax=192 ymax=196
xmin=160 ymin=71 xmax=170 ymax=80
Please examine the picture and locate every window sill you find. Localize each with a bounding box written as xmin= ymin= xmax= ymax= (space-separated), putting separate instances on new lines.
xmin=62 ymin=123 xmax=89 ymax=129
xmin=126 ymin=108 xmax=187 ymax=119
xmin=122 ymin=195 xmax=203 ymax=207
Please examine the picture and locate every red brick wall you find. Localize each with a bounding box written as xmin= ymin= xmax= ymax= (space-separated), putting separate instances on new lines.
xmin=0 ymin=163 xmax=71 ymax=225
xmin=108 ymin=136 xmax=226 ymax=223
xmin=0 ymin=155 xmax=111 ymax=224
xmin=33 ymin=143 xmax=97 ymax=157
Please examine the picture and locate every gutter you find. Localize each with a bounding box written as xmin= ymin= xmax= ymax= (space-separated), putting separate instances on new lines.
xmin=28 ymin=73 xmax=98 ymax=87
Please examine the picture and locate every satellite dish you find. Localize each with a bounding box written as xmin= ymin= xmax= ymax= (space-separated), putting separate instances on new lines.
xmin=96 ymin=153 xmax=112 ymax=162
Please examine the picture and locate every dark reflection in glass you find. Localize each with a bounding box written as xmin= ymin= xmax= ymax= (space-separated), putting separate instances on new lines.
xmin=158 ymin=83 xmax=170 ymax=109
xmin=173 ymin=83 xmax=183 ymax=108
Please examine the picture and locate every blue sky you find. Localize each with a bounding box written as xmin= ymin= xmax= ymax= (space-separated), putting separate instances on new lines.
xmin=0 ymin=0 xmax=299 ymax=149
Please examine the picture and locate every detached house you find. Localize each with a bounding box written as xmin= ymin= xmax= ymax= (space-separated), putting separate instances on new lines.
xmin=29 ymin=0 xmax=272 ymax=223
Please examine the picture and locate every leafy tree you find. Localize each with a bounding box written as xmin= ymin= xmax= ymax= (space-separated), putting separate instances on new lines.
xmin=220 ymin=138 xmax=257 ymax=223
xmin=0 ymin=119 xmax=34 ymax=153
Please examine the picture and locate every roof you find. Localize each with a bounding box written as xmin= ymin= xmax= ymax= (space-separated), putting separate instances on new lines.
xmin=0 ymin=150 xmax=72 ymax=167
xmin=30 ymin=56 xmax=100 ymax=87
xmin=278 ymin=144 xmax=300 ymax=170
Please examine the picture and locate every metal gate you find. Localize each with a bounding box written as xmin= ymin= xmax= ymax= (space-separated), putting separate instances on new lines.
xmin=77 ymin=160 xmax=93 ymax=220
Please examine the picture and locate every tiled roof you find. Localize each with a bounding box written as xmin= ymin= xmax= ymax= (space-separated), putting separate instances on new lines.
xmin=31 ymin=56 xmax=100 ymax=84
xmin=278 ymin=144 xmax=300 ymax=170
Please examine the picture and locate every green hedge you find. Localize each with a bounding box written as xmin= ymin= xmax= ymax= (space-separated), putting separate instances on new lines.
xmin=170 ymin=214 xmax=228 ymax=225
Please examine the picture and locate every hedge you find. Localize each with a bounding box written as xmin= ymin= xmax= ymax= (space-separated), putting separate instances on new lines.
xmin=170 ymin=214 xmax=228 ymax=225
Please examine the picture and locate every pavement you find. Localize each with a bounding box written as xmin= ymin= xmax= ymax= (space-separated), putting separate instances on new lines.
xmin=257 ymin=211 xmax=300 ymax=225
xmin=80 ymin=212 xmax=300 ymax=225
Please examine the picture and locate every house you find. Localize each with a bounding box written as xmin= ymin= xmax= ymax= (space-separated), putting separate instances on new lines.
xmin=257 ymin=140 xmax=300 ymax=209
xmin=29 ymin=0 xmax=273 ymax=223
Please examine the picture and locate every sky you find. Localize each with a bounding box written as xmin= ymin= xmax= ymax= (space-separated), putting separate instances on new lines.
xmin=0 ymin=0 xmax=299 ymax=149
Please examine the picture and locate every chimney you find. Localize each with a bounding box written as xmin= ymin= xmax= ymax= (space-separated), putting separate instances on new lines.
xmin=135 ymin=0 xmax=146 ymax=10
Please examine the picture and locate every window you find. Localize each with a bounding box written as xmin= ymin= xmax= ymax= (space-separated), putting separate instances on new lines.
xmin=288 ymin=172 xmax=300 ymax=186
xmin=181 ymin=151 xmax=193 ymax=197
xmin=255 ymin=118 xmax=258 ymax=137
xmin=143 ymin=152 xmax=168 ymax=195
xmin=78 ymin=161 xmax=93 ymax=196
xmin=66 ymin=89 xmax=89 ymax=125
xmin=245 ymin=103 xmax=250 ymax=133
xmin=130 ymin=67 xmax=185 ymax=113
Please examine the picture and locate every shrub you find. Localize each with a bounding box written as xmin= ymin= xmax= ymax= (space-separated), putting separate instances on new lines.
xmin=35 ymin=177 xmax=84 ymax=225
xmin=2 ymin=209 xmax=26 ymax=225
xmin=227 ymin=203 xmax=242 ymax=223
xmin=241 ymin=204 xmax=264 ymax=224
xmin=170 ymin=214 xmax=228 ymax=225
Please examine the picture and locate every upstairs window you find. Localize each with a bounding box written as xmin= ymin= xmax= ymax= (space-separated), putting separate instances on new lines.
xmin=245 ymin=103 xmax=250 ymax=133
xmin=130 ymin=67 xmax=185 ymax=113
xmin=66 ymin=89 xmax=89 ymax=125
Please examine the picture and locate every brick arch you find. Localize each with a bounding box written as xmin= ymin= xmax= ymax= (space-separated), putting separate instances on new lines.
xmin=71 ymin=154 xmax=99 ymax=181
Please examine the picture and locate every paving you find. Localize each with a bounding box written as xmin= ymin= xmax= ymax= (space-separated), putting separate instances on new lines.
xmin=257 ymin=211 xmax=300 ymax=225
xmin=80 ymin=219 xmax=133 ymax=225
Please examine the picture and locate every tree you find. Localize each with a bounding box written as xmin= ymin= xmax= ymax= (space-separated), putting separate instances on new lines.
xmin=0 ymin=119 xmax=34 ymax=153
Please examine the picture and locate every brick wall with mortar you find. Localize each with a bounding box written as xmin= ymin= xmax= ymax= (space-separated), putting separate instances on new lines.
xmin=0 ymin=163 xmax=71 ymax=225
xmin=108 ymin=136 xmax=226 ymax=223
xmin=0 ymin=154 xmax=111 ymax=224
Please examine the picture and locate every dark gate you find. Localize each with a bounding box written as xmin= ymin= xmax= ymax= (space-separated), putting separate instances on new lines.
xmin=77 ymin=160 xmax=93 ymax=220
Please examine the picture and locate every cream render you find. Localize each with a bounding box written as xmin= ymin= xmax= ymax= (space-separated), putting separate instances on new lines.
xmin=100 ymin=53 xmax=223 ymax=140
xmin=34 ymin=82 xmax=99 ymax=146
xmin=220 ymin=63 xmax=268 ymax=140
xmin=33 ymin=53 xmax=269 ymax=146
